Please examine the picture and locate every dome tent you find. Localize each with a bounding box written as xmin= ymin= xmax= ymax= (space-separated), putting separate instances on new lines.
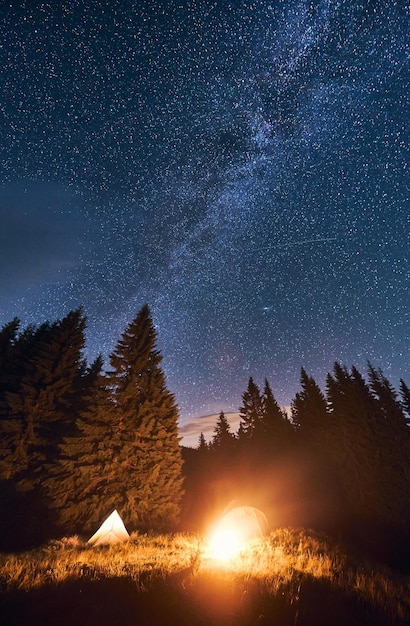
xmin=208 ymin=504 xmax=269 ymax=559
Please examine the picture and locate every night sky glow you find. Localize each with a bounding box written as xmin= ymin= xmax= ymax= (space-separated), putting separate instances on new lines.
xmin=1 ymin=1 xmax=409 ymax=432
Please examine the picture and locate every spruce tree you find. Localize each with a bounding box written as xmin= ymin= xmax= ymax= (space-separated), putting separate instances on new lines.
xmin=367 ymin=363 xmax=408 ymax=431
xmin=0 ymin=317 xmax=20 ymax=412
xmin=326 ymin=363 xmax=376 ymax=512
xmin=325 ymin=363 xmax=406 ymax=525
xmin=399 ymin=379 xmax=410 ymax=422
xmin=106 ymin=304 xmax=184 ymax=531
xmin=0 ymin=319 xmax=21 ymax=479
xmin=367 ymin=365 xmax=410 ymax=524
xmin=261 ymin=379 xmax=293 ymax=451
xmin=2 ymin=310 xmax=87 ymax=487
xmin=291 ymin=368 xmax=328 ymax=440
xmin=0 ymin=319 xmax=40 ymax=479
xmin=198 ymin=432 xmax=208 ymax=454
xmin=45 ymin=355 xmax=116 ymax=533
xmin=211 ymin=411 xmax=235 ymax=452
xmin=238 ymin=377 xmax=263 ymax=441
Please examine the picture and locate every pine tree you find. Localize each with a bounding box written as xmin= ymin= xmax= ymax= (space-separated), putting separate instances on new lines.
xmin=47 ymin=354 xmax=123 ymax=533
xmin=325 ymin=363 xmax=376 ymax=515
xmin=366 ymin=364 xmax=410 ymax=524
xmin=367 ymin=363 xmax=408 ymax=431
xmin=105 ymin=304 xmax=184 ymax=531
xmin=399 ymin=379 xmax=410 ymax=421
xmin=197 ymin=432 xmax=208 ymax=454
xmin=291 ymin=368 xmax=328 ymax=440
xmin=0 ymin=318 xmax=22 ymax=479
xmin=238 ymin=377 xmax=263 ymax=441
xmin=325 ymin=362 xmax=408 ymax=525
xmin=211 ymin=411 xmax=235 ymax=452
xmin=4 ymin=309 xmax=87 ymax=488
xmin=0 ymin=317 xmax=20 ymax=412
xmin=0 ymin=319 xmax=45 ymax=479
xmin=0 ymin=311 xmax=88 ymax=546
xmin=261 ymin=379 xmax=293 ymax=451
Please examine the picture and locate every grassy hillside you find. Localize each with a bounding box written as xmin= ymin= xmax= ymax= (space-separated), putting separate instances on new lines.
xmin=1 ymin=528 xmax=409 ymax=626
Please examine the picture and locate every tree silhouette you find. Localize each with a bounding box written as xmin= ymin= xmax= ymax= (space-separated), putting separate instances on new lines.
xmin=367 ymin=363 xmax=408 ymax=431
xmin=45 ymin=354 xmax=116 ymax=533
xmin=399 ymin=379 xmax=410 ymax=422
xmin=325 ymin=363 xmax=410 ymax=529
xmin=0 ymin=317 xmax=21 ymax=416
xmin=211 ymin=411 xmax=235 ymax=452
xmin=291 ymin=368 xmax=328 ymax=440
xmin=238 ymin=377 xmax=264 ymax=441
xmin=3 ymin=309 xmax=87 ymax=488
xmin=105 ymin=304 xmax=184 ymax=531
xmin=261 ymin=379 xmax=293 ymax=452
xmin=197 ymin=432 xmax=208 ymax=454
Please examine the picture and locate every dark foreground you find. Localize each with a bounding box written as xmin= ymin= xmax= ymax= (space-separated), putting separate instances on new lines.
xmin=1 ymin=571 xmax=407 ymax=626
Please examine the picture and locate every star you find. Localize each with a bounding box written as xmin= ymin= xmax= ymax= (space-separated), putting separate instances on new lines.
xmin=1 ymin=1 xmax=408 ymax=433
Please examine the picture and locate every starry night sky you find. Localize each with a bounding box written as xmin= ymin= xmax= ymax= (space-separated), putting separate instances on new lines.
xmin=1 ymin=1 xmax=409 ymax=429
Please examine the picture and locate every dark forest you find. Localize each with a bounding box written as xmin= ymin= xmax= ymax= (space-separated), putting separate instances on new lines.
xmin=1 ymin=306 xmax=409 ymax=569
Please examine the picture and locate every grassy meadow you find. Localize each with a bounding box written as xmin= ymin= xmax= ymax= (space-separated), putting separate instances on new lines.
xmin=1 ymin=528 xmax=409 ymax=625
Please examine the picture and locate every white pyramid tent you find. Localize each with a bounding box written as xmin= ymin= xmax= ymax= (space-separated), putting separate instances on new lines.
xmin=88 ymin=509 xmax=130 ymax=546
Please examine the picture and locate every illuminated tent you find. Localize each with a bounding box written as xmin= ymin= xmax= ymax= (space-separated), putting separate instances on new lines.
xmin=208 ymin=505 xmax=269 ymax=559
xmin=88 ymin=509 xmax=130 ymax=546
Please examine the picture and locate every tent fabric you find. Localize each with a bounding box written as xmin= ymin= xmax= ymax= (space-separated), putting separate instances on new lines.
xmin=217 ymin=505 xmax=269 ymax=542
xmin=88 ymin=509 xmax=130 ymax=546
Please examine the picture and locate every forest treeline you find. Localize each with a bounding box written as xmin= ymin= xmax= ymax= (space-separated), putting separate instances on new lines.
xmin=0 ymin=306 xmax=409 ymax=567
xmin=183 ymin=368 xmax=410 ymax=567
xmin=0 ymin=306 xmax=184 ymax=549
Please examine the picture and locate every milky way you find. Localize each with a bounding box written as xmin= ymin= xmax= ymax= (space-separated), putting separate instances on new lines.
xmin=1 ymin=1 xmax=409 ymax=424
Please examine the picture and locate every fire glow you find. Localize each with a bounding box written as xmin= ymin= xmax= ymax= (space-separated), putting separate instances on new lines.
xmin=207 ymin=505 xmax=269 ymax=562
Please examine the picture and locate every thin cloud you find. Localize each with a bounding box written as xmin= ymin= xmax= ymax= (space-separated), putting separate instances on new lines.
xmin=180 ymin=411 xmax=241 ymax=448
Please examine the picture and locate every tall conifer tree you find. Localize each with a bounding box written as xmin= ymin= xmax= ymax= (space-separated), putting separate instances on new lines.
xmin=3 ymin=309 xmax=87 ymax=488
xmin=325 ymin=363 xmax=400 ymax=524
xmin=261 ymin=379 xmax=293 ymax=451
xmin=238 ymin=377 xmax=263 ymax=441
xmin=106 ymin=304 xmax=184 ymax=531
xmin=0 ymin=318 xmax=20 ymax=411
xmin=326 ymin=363 xmax=375 ymax=508
xmin=45 ymin=355 xmax=116 ymax=533
xmin=366 ymin=364 xmax=410 ymax=523
xmin=367 ymin=364 xmax=407 ymax=429
xmin=399 ymin=379 xmax=410 ymax=420
xmin=0 ymin=320 xmax=48 ymax=479
xmin=211 ymin=411 xmax=235 ymax=452
xmin=0 ymin=318 xmax=23 ymax=480
xmin=198 ymin=432 xmax=208 ymax=454
xmin=291 ymin=368 xmax=328 ymax=439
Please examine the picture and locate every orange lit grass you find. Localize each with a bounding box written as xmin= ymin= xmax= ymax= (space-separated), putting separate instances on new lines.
xmin=0 ymin=529 xmax=408 ymax=623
